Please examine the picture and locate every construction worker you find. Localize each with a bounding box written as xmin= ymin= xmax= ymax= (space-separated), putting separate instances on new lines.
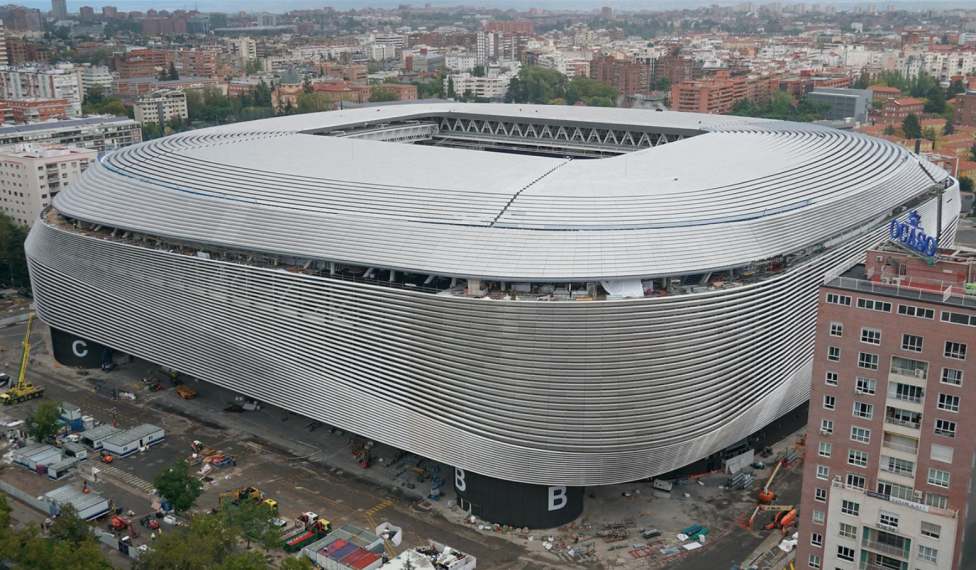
xmin=158 ymin=528 xmax=163 ymax=536
xmin=150 ymin=532 xmax=156 ymax=541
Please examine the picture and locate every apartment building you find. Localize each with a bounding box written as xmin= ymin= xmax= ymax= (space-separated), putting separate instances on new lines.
xmin=879 ymin=98 xmax=925 ymax=125
xmin=176 ymin=50 xmax=218 ymax=78
xmin=0 ymin=65 xmax=84 ymax=116
xmin=0 ymin=144 xmax=95 ymax=226
xmin=0 ymin=98 xmax=68 ymax=122
xmin=955 ymin=91 xmax=976 ymax=128
xmin=670 ymin=71 xmax=748 ymax=114
xmin=133 ymin=89 xmax=187 ymax=127
xmin=796 ymin=241 xmax=976 ymax=570
xmin=446 ymin=73 xmax=511 ymax=100
xmin=589 ymin=56 xmax=650 ymax=97
xmin=485 ymin=21 xmax=534 ymax=35
xmin=82 ymin=65 xmax=113 ymax=93
xmin=0 ymin=116 xmax=141 ymax=150
xmin=113 ymin=49 xmax=175 ymax=79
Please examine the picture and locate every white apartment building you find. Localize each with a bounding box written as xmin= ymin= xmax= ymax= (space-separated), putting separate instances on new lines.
xmin=446 ymin=72 xmax=512 ymax=100
xmin=226 ymin=37 xmax=257 ymax=62
xmin=372 ymin=32 xmax=404 ymax=50
xmin=82 ymin=65 xmax=113 ymax=95
xmin=0 ymin=65 xmax=84 ymax=117
xmin=133 ymin=90 xmax=187 ymax=127
xmin=0 ymin=144 xmax=95 ymax=226
xmin=445 ymin=55 xmax=476 ymax=72
xmin=0 ymin=23 xmax=7 ymax=66
xmin=476 ymin=31 xmax=497 ymax=66
xmin=369 ymin=43 xmax=397 ymax=60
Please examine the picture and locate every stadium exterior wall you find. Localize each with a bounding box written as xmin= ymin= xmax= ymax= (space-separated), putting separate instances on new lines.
xmin=24 ymin=191 xmax=958 ymax=487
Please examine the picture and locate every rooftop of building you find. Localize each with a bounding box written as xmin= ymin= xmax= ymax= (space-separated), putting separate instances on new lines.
xmin=886 ymin=97 xmax=925 ymax=106
xmin=0 ymin=144 xmax=96 ymax=159
xmin=0 ymin=116 xmax=137 ymax=135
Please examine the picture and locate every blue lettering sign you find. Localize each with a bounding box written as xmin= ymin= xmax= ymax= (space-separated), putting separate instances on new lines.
xmin=889 ymin=210 xmax=937 ymax=257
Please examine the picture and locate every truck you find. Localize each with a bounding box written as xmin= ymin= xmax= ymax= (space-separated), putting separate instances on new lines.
xmin=282 ymin=519 xmax=331 ymax=552
xmin=0 ymin=314 xmax=44 ymax=405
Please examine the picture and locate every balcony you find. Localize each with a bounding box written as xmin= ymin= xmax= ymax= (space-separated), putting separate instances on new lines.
xmin=881 ymin=440 xmax=918 ymax=454
xmin=862 ymin=539 xmax=909 ymax=560
xmin=890 ymin=365 xmax=926 ymax=380
xmin=859 ymin=562 xmax=901 ymax=570
xmin=888 ymin=391 xmax=923 ymax=404
xmin=879 ymin=463 xmax=914 ymax=478
xmin=884 ymin=416 xmax=919 ymax=430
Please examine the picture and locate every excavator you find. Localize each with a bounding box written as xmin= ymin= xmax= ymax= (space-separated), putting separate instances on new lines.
xmin=758 ymin=460 xmax=783 ymax=503
xmin=0 ymin=313 xmax=45 ymax=405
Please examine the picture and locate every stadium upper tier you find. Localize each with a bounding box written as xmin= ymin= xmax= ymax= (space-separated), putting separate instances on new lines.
xmin=51 ymin=103 xmax=949 ymax=282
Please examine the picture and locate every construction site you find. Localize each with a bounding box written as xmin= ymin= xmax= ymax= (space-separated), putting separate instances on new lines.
xmin=0 ymin=312 xmax=810 ymax=570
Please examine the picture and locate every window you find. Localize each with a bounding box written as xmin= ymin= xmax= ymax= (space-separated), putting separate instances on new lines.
xmin=838 ymin=522 xmax=856 ymax=539
xmin=879 ymin=511 xmax=899 ymax=530
xmin=828 ymin=346 xmax=841 ymax=361
xmin=928 ymin=468 xmax=950 ymax=488
xmin=877 ymin=480 xmax=914 ymax=501
xmin=935 ymin=419 xmax=956 ymax=438
xmin=836 ymin=545 xmax=855 ymax=562
xmin=944 ymin=341 xmax=967 ymax=360
xmin=821 ymin=419 xmax=834 ymax=434
xmin=938 ymin=393 xmax=960 ymax=412
xmin=858 ymin=352 xmax=879 ymax=370
xmin=819 ymin=442 xmax=832 ymax=458
xmin=860 ymin=327 xmax=882 ymax=344
xmin=882 ymin=456 xmax=914 ymax=477
xmin=846 ymin=473 xmax=865 ymax=491
xmin=926 ymin=493 xmax=948 ymax=509
xmin=826 ymin=293 xmax=851 ymax=306
xmin=941 ymin=367 xmax=963 ymax=386
xmin=815 ymin=488 xmax=827 ymax=502
xmin=918 ymin=545 xmax=938 ymax=563
xmin=891 ymin=355 xmax=928 ymax=379
xmin=855 ymin=377 xmax=876 ymax=395
xmin=940 ymin=310 xmax=976 ymax=327
xmin=825 ymin=371 xmax=838 ymax=386
xmin=902 ymin=333 xmax=923 ymax=352
xmin=808 ymin=554 xmax=821 ymax=569
xmin=857 ymin=298 xmax=892 ymax=312
xmin=840 ymin=500 xmax=859 ymax=516
xmin=848 ymin=449 xmax=868 ymax=467
xmin=920 ymin=522 xmax=941 ymax=539
xmin=811 ymin=532 xmax=823 ymax=547
xmin=851 ymin=426 xmax=870 ymax=443
xmin=816 ymin=465 xmax=829 ymax=480
xmin=823 ymin=395 xmax=835 ymax=410
xmin=830 ymin=322 xmax=843 ymax=337
xmin=812 ymin=510 xmax=825 ymax=525
xmin=853 ymin=402 xmax=873 ymax=419
xmin=931 ymin=443 xmax=954 ymax=464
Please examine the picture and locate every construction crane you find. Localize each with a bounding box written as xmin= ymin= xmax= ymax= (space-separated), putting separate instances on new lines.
xmin=758 ymin=460 xmax=783 ymax=503
xmin=0 ymin=313 xmax=45 ymax=405
xmin=763 ymin=505 xmax=798 ymax=534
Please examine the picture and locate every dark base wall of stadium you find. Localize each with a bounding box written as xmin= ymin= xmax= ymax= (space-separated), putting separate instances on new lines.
xmin=50 ymin=328 xmax=109 ymax=368
xmin=453 ymin=467 xmax=584 ymax=528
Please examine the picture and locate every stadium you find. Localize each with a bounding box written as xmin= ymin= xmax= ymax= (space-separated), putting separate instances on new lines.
xmin=25 ymin=103 xmax=958 ymax=527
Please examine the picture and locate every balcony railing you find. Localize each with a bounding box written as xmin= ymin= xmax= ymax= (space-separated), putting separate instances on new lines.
xmin=859 ymin=561 xmax=900 ymax=570
xmin=882 ymin=440 xmax=918 ymax=454
xmin=889 ymin=392 xmax=923 ymax=404
xmin=884 ymin=416 xmax=920 ymax=430
xmin=890 ymin=366 xmax=927 ymax=380
xmin=862 ymin=539 xmax=908 ymax=560
xmin=879 ymin=464 xmax=914 ymax=478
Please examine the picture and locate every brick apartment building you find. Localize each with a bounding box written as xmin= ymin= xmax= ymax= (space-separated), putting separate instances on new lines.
xmin=868 ymin=85 xmax=902 ymax=102
xmin=4 ymin=38 xmax=51 ymax=65
xmin=485 ymin=21 xmax=534 ymax=35
xmin=176 ymin=50 xmax=219 ymax=78
xmin=589 ymin=56 xmax=651 ymax=97
xmin=653 ymin=53 xmax=703 ymax=86
xmin=796 ymin=240 xmax=976 ymax=570
xmin=0 ymin=98 xmax=68 ymax=123
xmin=141 ymin=17 xmax=187 ymax=36
xmin=113 ymin=49 xmax=176 ymax=79
xmin=670 ymin=71 xmax=748 ymax=114
xmin=778 ymin=74 xmax=851 ymax=99
xmin=878 ymin=98 xmax=925 ymax=125
xmin=113 ymin=77 xmax=217 ymax=106
xmin=955 ymin=91 xmax=976 ymax=128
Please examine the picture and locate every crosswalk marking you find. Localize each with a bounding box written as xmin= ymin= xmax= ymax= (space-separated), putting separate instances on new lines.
xmin=364 ymin=500 xmax=393 ymax=516
xmin=95 ymin=464 xmax=155 ymax=493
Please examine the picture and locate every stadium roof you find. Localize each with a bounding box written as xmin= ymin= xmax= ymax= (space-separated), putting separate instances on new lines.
xmin=51 ymin=103 xmax=949 ymax=281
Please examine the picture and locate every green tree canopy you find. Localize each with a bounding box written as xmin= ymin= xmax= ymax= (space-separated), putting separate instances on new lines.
xmin=134 ymin=512 xmax=236 ymax=570
xmin=0 ymin=495 xmax=112 ymax=570
xmin=959 ymin=176 xmax=973 ymax=194
xmin=943 ymin=121 xmax=955 ymax=136
xmin=505 ymin=66 xmax=570 ymax=104
xmin=471 ymin=65 xmax=485 ymax=77
xmin=83 ymin=84 xmax=105 ymax=106
xmin=564 ymin=76 xmax=617 ymax=106
xmin=0 ymin=213 xmax=30 ymax=288
xmin=27 ymin=401 xmax=63 ymax=443
xmin=728 ymin=92 xmax=831 ymax=122
xmin=902 ymin=113 xmax=922 ymax=140
xmin=279 ymin=556 xmax=316 ymax=570
xmin=368 ymin=86 xmax=399 ymax=103
xmin=168 ymin=62 xmax=179 ymax=81
xmin=49 ymin=503 xmax=94 ymax=545
xmin=222 ymin=499 xmax=283 ymax=550
xmin=924 ymin=84 xmax=946 ymax=114
xmin=296 ymin=92 xmax=334 ymax=114
xmin=152 ymin=459 xmax=203 ymax=514
xmin=946 ymin=79 xmax=966 ymax=100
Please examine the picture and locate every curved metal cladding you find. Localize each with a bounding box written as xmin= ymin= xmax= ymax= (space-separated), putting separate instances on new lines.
xmin=22 ymin=105 xmax=961 ymax=486
xmin=24 ymin=195 xmax=957 ymax=486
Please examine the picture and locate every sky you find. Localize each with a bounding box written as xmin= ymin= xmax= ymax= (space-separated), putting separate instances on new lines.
xmin=16 ymin=0 xmax=976 ymax=15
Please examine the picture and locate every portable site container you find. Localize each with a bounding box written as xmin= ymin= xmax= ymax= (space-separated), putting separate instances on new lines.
xmin=60 ymin=403 xmax=82 ymax=421
xmin=349 ymin=552 xmax=382 ymax=570
xmin=48 ymin=457 xmax=80 ymax=480
xmin=78 ymin=424 xmax=122 ymax=450
xmin=101 ymin=424 xmax=164 ymax=458
xmin=43 ymin=485 xmax=111 ymax=520
xmin=62 ymin=442 xmax=88 ymax=461
xmin=13 ymin=443 xmax=62 ymax=471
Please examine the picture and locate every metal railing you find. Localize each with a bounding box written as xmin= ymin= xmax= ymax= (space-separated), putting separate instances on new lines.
xmin=882 ymin=440 xmax=918 ymax=454
xmin=888 ymin=391 xmax=923 ymax=404
xmin=859 ymin=562 xmax=897 ymax=570
xmin=862 ymin=539 xmax=908 ymax=559
xmin=879 ymin=463 xmax=915 ymax=477
xmin=830 ymin=276 xmax=976 ymax=309
xmin=884 ymin=416 xmax=920 ymax=430
xmin=890 ymin=366 xmax=927 ymax=380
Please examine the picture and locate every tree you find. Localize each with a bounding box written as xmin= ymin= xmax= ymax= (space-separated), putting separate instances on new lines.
xmin=134 ymin=512 xmax=236 ymax=570
xmin=959 ymin=176 xmax=973 ymax=194
xmin=883 ymin=124 xmax=896 ymax=136
xmin=943 ymin=121 xmax=955 ymax=136
xmin=167 ymin=115 xmax=184 ymax=132
xmin=922 ymin=127 xmax=938 ymax=142
xmin=969 ymin=142 xmax=976 ymax=162
xmin=83 ymin=84 xmax=105 ymax=106
xmin=302 ymin=75 xmax=314 ymax=94
xmin=368 ymin=86 xmax=399 ymax=103
xmin=446 ymin=76 xmax=456 ymax=99
xmin=185 ymin=89 xmax=204 ymax=121
xmin=223 ymin=500 xmax=283 ymax=550
xmin=852 ymin=73 xmax=870 ymax=90
xmin=588 ymin=96 xmax=615 ymax=107
xmin=168 ymin=62 xmax=179 ymax=81
xmin=564 ymin=76 xmax=617 ymax=106
xmin=296 ymin=92 xmax=333 ymax=114
xmin=152 ymin=459 xmax=203 ymax=514
xmin=924 ymin=85 xmax=946 ymax=114
xmin=654 ymin=76 xmax=671 ymax=92
xmin=141 ymin=122 xmax=164 ymax=140
xmin=27 ymin=401 xmax=63 ymax=443
xmin=471 ymin=65 xmax=485 ymax=77
xmin=215 ymin=552 xmax=269 ymax=570
xmin=99 ymin=100 xmax=128 ymax=117
xmin=49 ymin=504 xmax=94 ymax=545
xmin=279 ymin=557 xmax=315 ymax=570
xmin=902 ymin=113 xmax=922 ymax=140
xmin=946 ymin=79 xmax=965 ymax=100
xmin=0 ymin=213 xmax=30 ymax=288
xmin=505 ymin=66 xmax=569 ymax=104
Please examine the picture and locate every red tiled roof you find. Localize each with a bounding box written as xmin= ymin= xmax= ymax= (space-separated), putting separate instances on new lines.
xmin=867 ymin=85 xmax=901 ymax=93
xmin=889 ymin=97 xmax=924 ymax=106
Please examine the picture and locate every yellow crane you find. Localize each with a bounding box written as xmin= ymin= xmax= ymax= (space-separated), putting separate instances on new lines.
xmin=0 ymin=313 xmax=45 ymax=405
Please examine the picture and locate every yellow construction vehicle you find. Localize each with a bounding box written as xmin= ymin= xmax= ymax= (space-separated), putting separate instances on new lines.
xmin=0 ymin=313 xmax=44 ymax=405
